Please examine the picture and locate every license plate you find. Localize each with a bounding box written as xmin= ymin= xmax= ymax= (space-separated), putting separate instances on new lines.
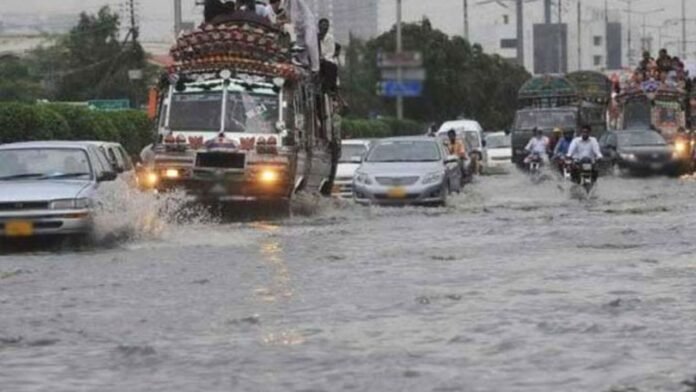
xmin=5 ymin=221 xmax=33 ymax=237
xmin=387 ymin=187 xmax=407 ymax=199
xmin=650 ymin=163 xmax=661 ymax=170
xmin=582 ymin=164 xmax=593 ymax=171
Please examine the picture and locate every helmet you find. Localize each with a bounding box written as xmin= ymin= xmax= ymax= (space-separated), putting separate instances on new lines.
xmin=552 ymin=127 xmax=562 ymax=134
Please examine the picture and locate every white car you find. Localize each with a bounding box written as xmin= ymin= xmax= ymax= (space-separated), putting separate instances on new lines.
xmin=0 ymin=141 xmax=118 ymax=238
xmin=436 ymin=119 xmax=487 ymax=174
xmin=333 ymin=139 xmax=372 ymax=198
xmin=484 ymin=132 xmax=513 ymax=173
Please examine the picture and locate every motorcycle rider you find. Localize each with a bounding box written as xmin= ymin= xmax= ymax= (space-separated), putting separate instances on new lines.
xmin=553 ymin=129 xmax=575 ymax=171
xmin=524 ymin=127 xmax=549 ymax=165
xmin=566 ymin=125 xmax=603 ymax=183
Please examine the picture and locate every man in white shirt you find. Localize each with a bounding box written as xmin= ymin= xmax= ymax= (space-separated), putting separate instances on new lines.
xmin=566 ymin=125 xmax=603 ymax=162
xmin=524 ymin=128 xmax=549 ymax=163
xmin=566 ymin=125 xmax=603 ymax=184
xmin=319 ymin=18 xmax=336 ymax=62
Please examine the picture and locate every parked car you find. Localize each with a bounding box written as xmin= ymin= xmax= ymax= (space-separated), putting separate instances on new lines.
xmin=84 ymin=141 xmax=136 ymax=184
xmin=436 ymin=120 xmax=487 ymax=176
xmin=353 ymin=137 xmax=462 ymax=206
xmin=0 ymin=141 xmax=117 ymax=238
xmin=333 ymin=139 xmax=373 ymax=198
xmin=599 ymin=130 xmax=682 ymax=175
xmin=484 ymin=131 xmax=512 ymax=173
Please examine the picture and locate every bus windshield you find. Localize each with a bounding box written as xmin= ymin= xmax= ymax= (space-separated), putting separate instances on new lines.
xmin=515 ymin=110 xmax=577 ymax=130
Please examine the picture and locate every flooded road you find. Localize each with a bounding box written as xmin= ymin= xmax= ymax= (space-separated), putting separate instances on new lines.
xmin=2 ymin=173 xmax=696 ymax=392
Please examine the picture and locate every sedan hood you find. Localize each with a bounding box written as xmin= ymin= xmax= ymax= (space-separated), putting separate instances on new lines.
xmin=487 ymin=148 xmax=512 ymax=159
xmin=359 ymin=161 xmax=443 ymax=177
xmin=619 ymin=145 xmax=671 ymax=154
xmin=0 ymin=181 xmax=91 ymax=203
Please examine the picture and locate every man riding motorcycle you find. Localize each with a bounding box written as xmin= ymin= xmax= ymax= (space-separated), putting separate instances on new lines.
xmin=566 ymin=125 xmax=603 ymax=184
xmin=553 ymin=129 xmax=575 ymax=172
xmin=524 ymin=128 xmax=549 ymax=166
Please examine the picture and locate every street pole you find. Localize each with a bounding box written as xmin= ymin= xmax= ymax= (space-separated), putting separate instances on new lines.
xmin=605 ymin=0 xmax=609 ymax=69
xmin=396 ymin=0 xmax=403 ymax=121
xmin=174 ymin=0 xmax=182 ymax=36
xmin=516 ymin=0 xmax=524 ymax=67
xmin=463 ymin=0 xmax=469 ymax=41
xmin=558 ymin=0 xmax=562 ymax=23
xmin=545 ymin=0 xmax=551 ymax=24
xmin=682 ymin=0 xmax=687 ymax=59
xmin=577 ymin=0 xmax=581 ymax=71
xmin=627 ymin=1 xmax=632 ymax=66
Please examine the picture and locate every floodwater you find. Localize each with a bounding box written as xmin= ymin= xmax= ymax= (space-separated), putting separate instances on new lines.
xmin=2 ymin=172 xmax=696 ymax=392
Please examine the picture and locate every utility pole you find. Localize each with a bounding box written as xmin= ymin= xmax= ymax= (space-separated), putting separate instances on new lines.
xmin=174 ymin=0 xmax=183 ymax=36
xmin=682 ymin=0 xmax=687 ymax=59
xmin=463 ymin=0 xmax=469 ymax=41
xmin=396 ymin=0 xmax=403 ymax=121
xmin=127 ymin=0 xmax=139 ymax=43
xmin=558 ymin=0 xmax=562 ymax=23
xmin=516 ymin=0 xmax=524 ymax=67
xmin=577 ymin=0 xmax=581 ymax=71
xmin=545 ymin=0 xmax=552 ymax=24
xmin=605 ymin=0 xmax=609 ymax=69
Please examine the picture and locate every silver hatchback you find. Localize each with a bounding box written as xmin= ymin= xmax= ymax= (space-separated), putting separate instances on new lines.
xmin=353 ymin=137 xmax=462 ymax=206
xmin=0 ymin=142 xmax=117 ymax=238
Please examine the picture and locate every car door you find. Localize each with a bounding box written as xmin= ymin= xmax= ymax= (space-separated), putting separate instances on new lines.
xmin=598 ymin=132 xmax=617 ymax=172
xmin=115 ymin=145 xmax=137 ymax=186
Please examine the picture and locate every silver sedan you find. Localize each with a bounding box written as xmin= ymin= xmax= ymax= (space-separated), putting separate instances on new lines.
xmin=353 ymin=137 xmax=462 ymax=206
xmin=0 ymin=142 xmax=117 ymax=238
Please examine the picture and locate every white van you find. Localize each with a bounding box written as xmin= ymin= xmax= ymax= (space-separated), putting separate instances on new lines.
xmin=436 ymin=119 xmax=487 ymax=174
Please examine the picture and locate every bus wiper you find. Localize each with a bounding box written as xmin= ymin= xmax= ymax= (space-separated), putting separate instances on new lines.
xmin=0 ymin=173 xmax=45 ymax=181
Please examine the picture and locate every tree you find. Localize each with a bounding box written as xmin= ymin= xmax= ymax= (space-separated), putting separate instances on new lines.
xmin=341 ymin=20 xmax=531 ymax=130
xmin=0 ymin=55 xmax=43 ymax=102
xmin=30 ymin=6 xmax=153 ymax=107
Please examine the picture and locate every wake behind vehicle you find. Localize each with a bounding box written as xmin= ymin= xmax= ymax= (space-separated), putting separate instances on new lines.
xmin=140 ymin=12 xmax=340 ymax=206
xmin=332 ymin=139 xmax=372 ymax=198
xmin=353 ymin=137 xmax=461 ymax=206
xmin=0 ymin=142 xmax=117 ymax=238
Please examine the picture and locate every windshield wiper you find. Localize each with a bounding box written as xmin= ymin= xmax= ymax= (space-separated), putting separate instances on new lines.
xmin=0 ymin=173 xmax=45 ymax=181
xmin=39 ymin=173 xmax=91 ymax=180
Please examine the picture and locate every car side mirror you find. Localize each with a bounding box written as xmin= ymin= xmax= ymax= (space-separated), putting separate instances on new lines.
xmin=98 ymin=172 xmax=118 ymax=182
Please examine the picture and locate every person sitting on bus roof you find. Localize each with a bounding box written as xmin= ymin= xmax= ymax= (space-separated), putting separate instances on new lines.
xmin=657 ymin=49 xmax=674 ymax=74
xmin=636 ymin=51 xmax=653 ymax=78
xmin=204 ymin=0 xmax=236 ymax=23
xmin=269 ymin=0 xmax=320 ymax=73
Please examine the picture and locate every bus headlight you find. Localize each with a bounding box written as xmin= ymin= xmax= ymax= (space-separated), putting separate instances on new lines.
xmin=164 ymin=169 xmax=180 ymax=179
xmin=260 ymin=168 xmax=279 ymax=184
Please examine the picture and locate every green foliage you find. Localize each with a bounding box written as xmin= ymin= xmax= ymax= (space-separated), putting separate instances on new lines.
xmin=0 ymin=56 xmax=43 ymax=103
xmin=0 ymin=103 xmax=152 ymax=155
xmin=342 ymin=117 xmax=424 ymax=139
xmin=1 ymin=6 xmax=156 ymax=106
xmin=341 ymin=20 xmax=531 ymax=130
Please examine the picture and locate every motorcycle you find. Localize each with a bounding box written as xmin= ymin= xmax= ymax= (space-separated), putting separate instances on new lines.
xmin=527 ymin=153 xmax=543 ymax=183
xmin=574 ymin=158 xmax=597 ymax=194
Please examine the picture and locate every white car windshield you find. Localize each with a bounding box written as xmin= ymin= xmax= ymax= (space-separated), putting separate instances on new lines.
xmin=367 ymin=141 xmax=441 ymax=162
xmin=340 ymin=144 xmax=368 ymax=163
xmin=0 ymin=148 xmax=92 ymax=181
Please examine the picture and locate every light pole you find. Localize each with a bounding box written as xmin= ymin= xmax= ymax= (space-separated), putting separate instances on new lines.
xmin=396 ymin=0 xmax=403 ymax=121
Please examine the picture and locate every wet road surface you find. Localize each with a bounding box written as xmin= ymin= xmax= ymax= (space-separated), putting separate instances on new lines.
xmin=2 ymin=173 xmax=696 ymax=392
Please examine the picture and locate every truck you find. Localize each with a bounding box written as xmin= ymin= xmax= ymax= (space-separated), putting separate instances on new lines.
xmin=510 ymin=72 xmax=611 ymax=166
xmin=140 ymin=12 xmax=340 ymax=208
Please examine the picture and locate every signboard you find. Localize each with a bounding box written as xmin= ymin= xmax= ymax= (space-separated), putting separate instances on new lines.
xmin=380 ymin=68 xmax=426 ymax=81
xmin=377 ymin=51 xmax=423 ymax=68
xmin=378 ymin=80 xmax=423 ymax=98
xmin=88 ymin=99 xmax=131 ymax=111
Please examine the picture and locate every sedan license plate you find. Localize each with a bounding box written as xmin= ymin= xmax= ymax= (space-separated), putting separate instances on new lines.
xmin=387 ymin=187 xmax=407 ymax=199
xmin=5 ymin=220 xmax=33 ymax=237
xmin=650 ymin=163 xmax=662 ymax=170
xmin=582 ymin=164 xmax=593 ymax=171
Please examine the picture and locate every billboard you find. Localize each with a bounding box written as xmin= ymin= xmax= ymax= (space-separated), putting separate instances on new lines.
xmin=533 ymin=24 xmax=568 ymax=74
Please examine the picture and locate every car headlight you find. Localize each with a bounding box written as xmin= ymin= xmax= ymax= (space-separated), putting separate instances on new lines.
xmin=421 ymin=172 xmax=444 ymax=185
xmin=674 ymin=141 xmax=688 ymax=155
xmin=619 ymin=153 xmax=636 ymax=161
xmin=50 ymin=198 xmax=90 ymax=210
xmin=354 ymin=172 xmax=373 ymax=185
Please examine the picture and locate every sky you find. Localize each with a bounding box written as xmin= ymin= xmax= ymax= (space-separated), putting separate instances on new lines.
xmin=0 ymin=0 xmax=693 ymax=43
